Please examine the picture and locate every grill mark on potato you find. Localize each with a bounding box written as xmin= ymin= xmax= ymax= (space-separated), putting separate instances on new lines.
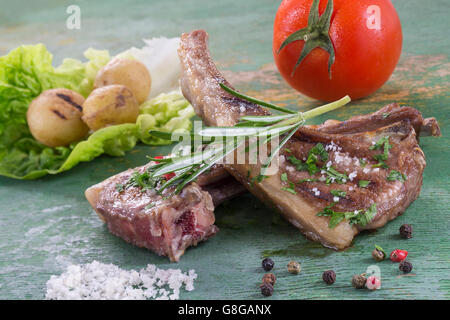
xmin=116 ymin=94 xmax=126 ymax=107
xmin=56 ymin=93 xmax=83 ymax=112
xmin=52 ymin=109 xmax=67 ymax=120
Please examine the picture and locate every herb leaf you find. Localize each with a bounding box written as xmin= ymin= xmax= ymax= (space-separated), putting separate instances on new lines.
xmin=323 ymin=166 xmax=348 ymax=184
xmin=387 ymin=170 xmax=407 ymax=182
xmin=358 ymin=180 xmax=370 ymax=188
xmin=370 ymin=136 xmax=392 ymax=169
xmin=331 ymin=189 xmax=347 ymax=197
xmin=317 ymin=203 xmax=377 ymax=229
xmin=287 ymin=143 xmax=329 ymax=176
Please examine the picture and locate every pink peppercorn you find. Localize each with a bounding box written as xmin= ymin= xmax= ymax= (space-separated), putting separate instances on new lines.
xmin=366 ymin=275 xmax=381 ymax=290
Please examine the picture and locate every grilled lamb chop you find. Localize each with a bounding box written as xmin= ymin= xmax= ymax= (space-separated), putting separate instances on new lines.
xmin=85 ymin=164 xmax=245 ymax=262
xmin=178 ymin=30 xmax=440 ymax=250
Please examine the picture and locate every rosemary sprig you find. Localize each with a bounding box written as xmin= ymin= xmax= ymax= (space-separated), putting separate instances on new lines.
xmin=131 ymin=85 xmax=351 ymax=196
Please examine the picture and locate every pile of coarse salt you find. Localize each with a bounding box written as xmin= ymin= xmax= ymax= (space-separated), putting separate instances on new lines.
xmin=45 ymin=261 xmax=197 ymax=300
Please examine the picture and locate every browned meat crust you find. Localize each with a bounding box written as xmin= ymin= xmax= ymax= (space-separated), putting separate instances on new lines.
xmin=178 ymin=29 xmax=440 ymax=250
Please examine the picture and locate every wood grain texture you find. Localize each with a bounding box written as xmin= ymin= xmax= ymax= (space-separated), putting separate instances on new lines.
xmin=0 ymin=0 xmax=448 ymax=299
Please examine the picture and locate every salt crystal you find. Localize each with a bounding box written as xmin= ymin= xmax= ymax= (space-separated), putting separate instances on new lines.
xmin=349 ymin=171 xmax=357 ymax=181
xmin=45 ymin=261 xmax=197 ymax=300
xmin=333 ymin=196 xmax=340 ymax=202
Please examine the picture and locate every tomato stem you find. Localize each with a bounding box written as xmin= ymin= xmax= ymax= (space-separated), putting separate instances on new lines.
xmin=278 ymin=0 xmax=335 ymax=78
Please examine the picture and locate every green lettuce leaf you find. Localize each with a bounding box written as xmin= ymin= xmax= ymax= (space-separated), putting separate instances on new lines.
xmin=137 ymin=91 xmax=195 ymax=145
xmin=0 ymin=44 xmax=193 ymax=180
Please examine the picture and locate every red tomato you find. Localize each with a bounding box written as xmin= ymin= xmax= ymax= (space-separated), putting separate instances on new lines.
xmin=273 ymin=0 xmax=402 ymax=101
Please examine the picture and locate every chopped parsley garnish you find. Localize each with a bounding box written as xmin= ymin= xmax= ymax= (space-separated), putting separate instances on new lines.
xmin=251 ymin=174 xmax=268 ymax=186
xmin=286 ymin=143 xmax=348 ymax=185
xmin=370 ymin=136 xmax=392 ymax=169
xmin=359 ymin=158 xmax=367 ymax=167
xmin=145 ymin=203 xmax=155 ymax=210
xmin=382 ymin=112 xmax=390 ymax=118
xmin=281 ymin=183 xmax=297 ymax=195
xmin=119 ymin=166 xmax=167 ymax=193
xmin=309 ymin=143 xmax=329 ymax=162
xmin=370 ymin=136 xmax=390 ymax=151
xmin=115 ymin=183 xmax=125 ymax=193
xmin=317 ymin=203 xmax=377 ymax=229
xmin=323 ymin=166 xmax=348 ymax=185
xmin=387 ymin=170 xmax=407 ymax=182
xmin=358 ymin=180 xmax=370 ymax=188
xmin=280 ymin=172 xmax=297 ymax=194
xmin=284 ymin=148 xmax=292 ymax=153
xmin=287 ymin=143 xmax=328 ymax=176
xmin=127 ymin=170 xmax=160 ymax=191
xmin=331 ymin=190 xmax=347 ymax=197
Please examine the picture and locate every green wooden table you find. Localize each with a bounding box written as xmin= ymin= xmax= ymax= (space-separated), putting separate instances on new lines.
xmin=0 ymin=0 xmax=448 ymax=299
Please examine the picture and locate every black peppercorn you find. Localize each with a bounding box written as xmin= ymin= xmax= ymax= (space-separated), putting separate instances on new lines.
xmin=351 ymin=274 xmax=366 ymax=289
xmin=262 ymin=258 xmax=274 ymax=271
xmin=261 ymin=273 xmax=276 ymax=286
xmin=260 ymin=282 xmax=274 ymax=296
xmin=399 ymin=260 xmax=413 ymax=273
xmin=322 ymin=270 xmax=336 ymax=285
xmin=399 ymin=224 xmax=413 ymax=239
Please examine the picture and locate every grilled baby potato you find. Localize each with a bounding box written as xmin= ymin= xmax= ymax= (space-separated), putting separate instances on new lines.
xmin=82 ymin=85 xmax=139 ymax=131
xmin=27 ymin=88 xmax=89 ymax=147
xmin=94 ymin=58 xmax=151 ymax=104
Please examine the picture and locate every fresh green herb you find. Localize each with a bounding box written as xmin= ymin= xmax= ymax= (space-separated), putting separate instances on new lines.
xmin=358 ymin=180 xmax=370 ymax=188
xmin=323 ymin=166 xmax=349 ymax=185
xmin=284 ymin=148 xmax=292 ymax=153
xmin=127 ymin=170 xmax=160 ymax=191
xmin=317 ymin=203 xmax=377 ymax=229
xmin=281 ymin=172 xmax=298 ymax=194
xmin=370 ymin=136 xmax=392 ymax=169
xmin=282 ymin=182 xmax=297 ymax=195
xmin=309 ymin=143 xmax=329 ymax=162
xmin=370 ymin=136 xmax=390 ymax=151
xmin=145 ymin=203 xmax=155 ymax=210
xmin=141 ymin=84 xmax=350 ymax=196
xmin=387 ymin=170 xmax=407 ymax=182
xmin=288 ymin=155 xmax=308 ymax=172
xmin=115 ymin=183 xmax=125 ymax=193
xmin=331 ymin=190 xmax=347 ymax=197
xmin=287 ymin=143 xmax=329 ymax=176
xmin=359 ymin=158 xmax=367 ymax=167
xmin=382 ymin=112 xmax=390 ymax=118
xmin=297 ymin=178 xmax=319 ymax=183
